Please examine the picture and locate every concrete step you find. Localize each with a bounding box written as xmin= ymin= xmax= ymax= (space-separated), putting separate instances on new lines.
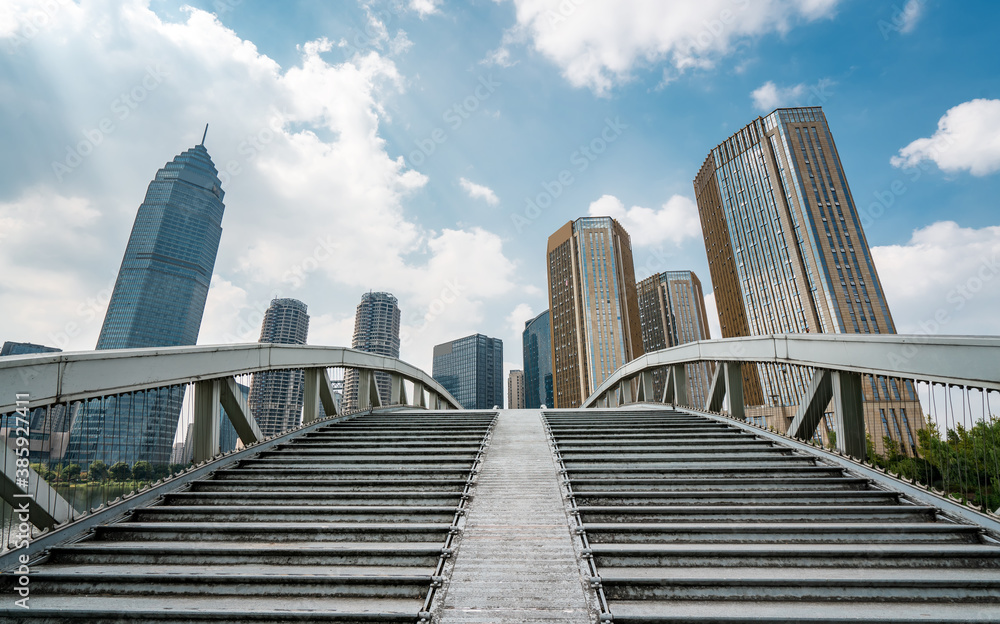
xmin=582 ymin=522 xmax=984 ymax=544
xmin=95 ymin=521 xmax=454 ymax=543
xmin=0 ymin=595 xmax=425 ymax=622
xmin=577 ymin=504 xmax=935 ymax=523
xmin=566 ymin=477 xmax=869 ymax=492
xmin=598 ymin=567 xmax=1000 ymax=601
xmin=132 ymin=505 xmax=459 ymax=523
xmin=163 ymin=491 xmax=463 ymax=506
xmin=606 ymin=599 xmax=1000 ymax=622
xmin=589 ymin=543 xmax=1000 ymax=569
xmin=573 ymin=490 xmax=898 ymax=506
xmin=189 ymin=478 xmax=469 ymax=492
xmin=46 ymin=541 xmax=446 ymax=566
xmin=564 ymin=465 xmax=837 ymax=479
xmin=3 ymin=567 xmax=432 ymax=598
xmin=210 ymin=467 xmax=473 ymax=479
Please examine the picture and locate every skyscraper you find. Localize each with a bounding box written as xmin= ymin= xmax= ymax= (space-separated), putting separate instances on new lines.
xmin=694 ymin=106 xmax=922 ymax=453
xmin=66 ymin=135 xmax=225 ymax=467
xmin=432 ymin=334 xmax=503 ymax=410
xmin=249 ymin=298 xmax=310 ymax=437
xmin=546 ymin=217 xmax=643 ymax=408
xmin=344 ymin=292 xmax=401 ymax=412
xmin=507 ymin=370 xmax=525 ymax=409
xmin=636 ymin=271 xmax=713 ymax=407
xmin=522 ymin=310 xmax=554 ymax=409
xmin=1 ymin=342 xmax=72 ymax=462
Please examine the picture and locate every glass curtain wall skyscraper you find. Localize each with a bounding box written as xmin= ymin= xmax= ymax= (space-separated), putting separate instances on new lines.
xmin=694 ymin=107 xmax=922 ymax=453
xmin=547 ymin=217 xmax=643 ymax=408
xmin=432 ymin=334 xmax=503 ymax=410
xmin=66 ymin=138 xmax=225 ymax=467
xmin=344 ymin=292 xmax=401 ymax=412
xmin=248 ymin=298 xmax=310 ymax=437
xmin=636 ymin=271 xmax=713 ymax=407
xmin=522 ymin=310 xmax=553 ymax=409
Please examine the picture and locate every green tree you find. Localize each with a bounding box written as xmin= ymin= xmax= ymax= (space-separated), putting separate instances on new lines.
xmin=88 ymin=460 xmax=109 ymax=482
xmin=109 ymin=461 xmax=131 ymax=482
xmin=131 ymin=460 xmax=153 ymax=483
xmin=64 ymin=464 xmax=81 ymax=482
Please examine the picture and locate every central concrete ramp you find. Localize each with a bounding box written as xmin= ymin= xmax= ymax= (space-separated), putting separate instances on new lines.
xmin=437 ymin=409 xmax=593 ymax=623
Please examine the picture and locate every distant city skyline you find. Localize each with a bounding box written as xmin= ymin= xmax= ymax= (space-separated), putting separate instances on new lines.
xmin=2 ymin=2 xmax=998 ymax=389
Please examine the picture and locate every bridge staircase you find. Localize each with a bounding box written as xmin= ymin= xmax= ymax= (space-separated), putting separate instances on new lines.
xmin=545 ymin=408 xmax=1000 ymax=623
xmin=1 ymin=411 xmax=495 ymax=623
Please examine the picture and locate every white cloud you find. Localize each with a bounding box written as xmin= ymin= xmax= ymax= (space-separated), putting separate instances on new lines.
xmin=409 ymin=0 xmax=441 ymax=17
xmin=890 ymin=99 xmax=1000 ymax=176
xmin=898 ymin=0 xmax=924 ymax=33
xmin=750 ymin=78 xmax=833 ymax=112
xmin=498 ymin=0 xmax=841 ymax=94
xmin=0 ymin=1 xmax=523 ymax=375
xmin=459 ymin=177 xmax=500 ymax=206
xmin=505 ymin=303 xmax=535 ymax=334
xmin=588 ymin=194 xmax=702 ymax=247
xmin=871 ymin=221 xmax=1000 ymax=336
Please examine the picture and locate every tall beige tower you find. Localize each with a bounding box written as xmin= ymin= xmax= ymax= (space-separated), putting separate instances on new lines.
xmin=546 ymin=217 xmax=644 ymax=408
xmin=694 ymin=107 xmax=923 ymax=454
xmin=637 ymin=270 xmax=713 ymax=407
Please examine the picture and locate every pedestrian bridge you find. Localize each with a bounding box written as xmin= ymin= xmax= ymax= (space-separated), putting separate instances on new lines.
xmin=1 ymin=337 xmax=999 ymax=622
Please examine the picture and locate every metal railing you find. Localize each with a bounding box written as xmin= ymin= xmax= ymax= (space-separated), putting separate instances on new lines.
xmin=583 ymin=334 xmax=1000 ymax=515
xmin=0 ymin=343 xmax=460 ymax=554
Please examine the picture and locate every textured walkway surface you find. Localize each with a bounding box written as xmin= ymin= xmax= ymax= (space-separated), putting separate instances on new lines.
xmin=437 ymin=409 xmax=593 ymax=623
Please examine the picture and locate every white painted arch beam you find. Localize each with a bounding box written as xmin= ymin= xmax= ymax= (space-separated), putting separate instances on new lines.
xmin=0 ymin=344 xmax=461 ymax=413
xmin=583 ymin=334 xmax=1000 ymax=408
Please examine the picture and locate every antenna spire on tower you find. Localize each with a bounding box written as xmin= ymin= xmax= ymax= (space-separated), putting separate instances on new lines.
xmin=200 ymin=123 xmax=209 ymax=146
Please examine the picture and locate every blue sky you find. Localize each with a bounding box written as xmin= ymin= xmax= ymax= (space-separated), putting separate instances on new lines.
xmin=2 ymin=0 xmax=999 ymax=381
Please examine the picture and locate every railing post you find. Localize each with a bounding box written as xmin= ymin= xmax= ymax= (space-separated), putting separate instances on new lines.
xmin=619 ymin=378 xmax=633 ymax=405
xmin=412 ymin=381 xmax=426 ymax=408
xmin=832 ymin=370 xmax=866 ymax=460
xmin=192 ymin=379 xmax=221 ymax=463
xmin=724 ymin=362 xmax=744 ymax=421
xmin=303 ymin=368 xmax=321 ymax=423
xmin=390 ymin=374 xmax=408 ymax=405
xmin=673 ymin=365 xmax=689 ymax=408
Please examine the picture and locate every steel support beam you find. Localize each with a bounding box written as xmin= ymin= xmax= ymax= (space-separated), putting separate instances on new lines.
xmin=638 ymin=371 xmax=653 ymax=403
xmin=0 ymin=440 xmax=73 ymax=529
xmin=192 ymin=379 xmax=221 ymax=463
xmin=317 ymin=369 xmax=340 ymax=418
xmin=672 ymin=365 xmax=688 ymax=408
xmin=703 ymin=362 xmax=743 ymax=420
xmin=788 ymin=369 xmax=833 ymax=442
xmin=220 ymin=376 xmax=263 ymax=446
xmin=619 ymin=378 xmax=633 ymax=405
xmin=302 ymin=368 xmax=321 ymax=424
xmin=705 ymin=363 xmax=725 ymax=412
xmin=412 ymin=381 xmax=426 ymax=408
xmin=832 ymin=370 xmax=866 ymax=460
xmin=390 ymin=374 xmax=408 ymax=405
xmin=662 ymin=366 xmax=675 ymax=404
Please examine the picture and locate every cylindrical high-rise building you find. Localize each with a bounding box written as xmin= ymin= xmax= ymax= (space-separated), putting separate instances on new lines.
xmin=344 ymin=292 xmax=401 ymax=411
xmin=249 ymin=298 xmax=310 ymax=436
